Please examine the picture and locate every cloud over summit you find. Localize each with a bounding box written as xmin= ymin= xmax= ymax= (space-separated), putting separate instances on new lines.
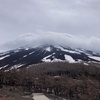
xmin=0 ymin=30 xmax=100 ymax=52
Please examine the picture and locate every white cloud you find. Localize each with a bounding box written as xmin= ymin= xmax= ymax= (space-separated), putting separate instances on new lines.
xmin=0 ymin=30 xmax=100 ymax=52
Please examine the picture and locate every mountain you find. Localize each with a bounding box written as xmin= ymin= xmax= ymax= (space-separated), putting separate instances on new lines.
xmin=0 ymin=44 xmax=100 ymax=70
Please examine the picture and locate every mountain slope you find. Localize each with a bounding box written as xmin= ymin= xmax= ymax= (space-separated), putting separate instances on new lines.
xmin=0 ymin=45 xmax=100 ymax=70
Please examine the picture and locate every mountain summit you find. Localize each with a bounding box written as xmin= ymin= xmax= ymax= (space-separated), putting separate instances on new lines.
xmin=0 ymin=44 xmax=100 ymax=70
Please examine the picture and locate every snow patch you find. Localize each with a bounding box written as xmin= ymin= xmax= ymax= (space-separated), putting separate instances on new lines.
xmin=10 ymin=64 xmax=25 ymax=70
xmin=77 ymin=59 xmax=82 ymax=63
xmin=83 ymin=63 xmax=89 ymax=66
xmin=42 ymin=54 xmax=53 ymax=62
xmin=25 ymin=48 xmax=29 ymax=50
xmin=46 ymin=47 xmax=51 ymax=52
xmin=42 ymin=59 xmax=51 ymax=62
xmin=64 ymin=54 xmax=75 ymax=63
xmin=42 ymin=53 xmax=62 ymax=62
xmin=0 ymin=55 xmax=10 ymax=60
xmin=29 ymin=51 xmax=35 ymax=55
xmin=23 ymin=55 xmax=28 ymax=58
xmin=52 ymin=58 xmax=63 ymax=62
xmin=89 ymin=56 xmax=100 ymax=61
xmin=57 ymin=46 xmax=80 ymax=54
xmin=0 ymin=65 xmax=9 ymax=70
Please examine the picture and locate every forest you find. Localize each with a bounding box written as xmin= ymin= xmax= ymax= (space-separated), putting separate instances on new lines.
xmin=0 ymin=62 xmax=100 ymax=100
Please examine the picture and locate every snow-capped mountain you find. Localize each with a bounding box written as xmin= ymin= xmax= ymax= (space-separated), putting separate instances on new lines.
xmin=0 ymin=44 xmax=100 ymax=70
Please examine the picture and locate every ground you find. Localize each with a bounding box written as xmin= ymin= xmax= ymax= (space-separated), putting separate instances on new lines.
xmin=0 ymin=85 xmax=66 ymax=100
xmin=0 ymin=86 xmax=33 ymax=100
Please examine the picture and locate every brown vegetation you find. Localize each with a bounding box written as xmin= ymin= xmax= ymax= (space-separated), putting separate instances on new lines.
xmin=0 ymin=62 xmax=100 ymax=100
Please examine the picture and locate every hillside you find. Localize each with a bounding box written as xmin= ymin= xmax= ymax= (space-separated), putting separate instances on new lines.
xmin=0 ymin=45 xmax=100 ymax=70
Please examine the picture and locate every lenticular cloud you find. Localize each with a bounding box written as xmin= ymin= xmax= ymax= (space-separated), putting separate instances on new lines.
xmin=0 ymin=30 xmax=100 ymax=52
